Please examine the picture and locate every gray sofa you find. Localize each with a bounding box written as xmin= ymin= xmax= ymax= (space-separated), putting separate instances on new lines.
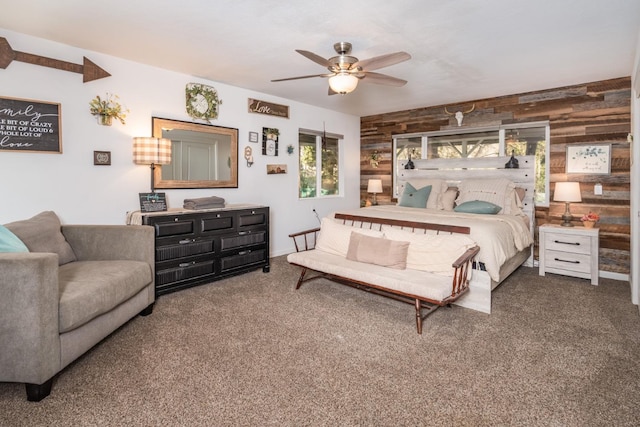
xmin=0 ymin=211 xmax=155 ymax=401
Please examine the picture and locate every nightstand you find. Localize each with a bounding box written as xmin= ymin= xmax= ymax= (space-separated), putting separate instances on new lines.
xmin=539 ymin=224 xmax=599 ymax=285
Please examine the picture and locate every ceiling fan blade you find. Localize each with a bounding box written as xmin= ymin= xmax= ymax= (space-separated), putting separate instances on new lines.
xmin=353 ymin=51 xmax=411 ymax=71
xmin=271 ymin=73 xmax=332 ymax=82
xmin=362 ymin=71 xmax=407 ymax=87
xmin=296 ymin=49 xmax=333 ymax=68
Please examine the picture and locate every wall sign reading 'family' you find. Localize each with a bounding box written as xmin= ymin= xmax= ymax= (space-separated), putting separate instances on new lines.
xmin=0 ymin=96 xmax=61 ymax=153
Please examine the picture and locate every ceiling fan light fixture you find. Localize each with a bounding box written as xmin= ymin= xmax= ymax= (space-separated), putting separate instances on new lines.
xmin=328 ymin=73 xmax=358 ymax=94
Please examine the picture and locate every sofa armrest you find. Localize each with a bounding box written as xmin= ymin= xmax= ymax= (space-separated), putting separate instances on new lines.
xmin=0 ymin=253 xmax=61 ymax=384
xmin=62 ymin=225 xmax=154 ymax=265
xmin=288 ymin=227 xmax=321 ymax=252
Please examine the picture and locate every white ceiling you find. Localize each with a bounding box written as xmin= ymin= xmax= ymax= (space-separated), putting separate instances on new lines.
xmin=1 ymin=0 xmax=639 ymax=117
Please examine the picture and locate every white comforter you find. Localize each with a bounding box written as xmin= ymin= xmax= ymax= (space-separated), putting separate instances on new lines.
xmin=333 ymin=206 xmax=533 ymax=282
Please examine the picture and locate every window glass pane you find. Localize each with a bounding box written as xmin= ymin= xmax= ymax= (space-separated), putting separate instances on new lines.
xmin=505 ymin=127 xmax=547 ymax=204
xmin=321 ymin=137 xmax=339 ymax=196
xmin=395 ymin=136 xmax=422 ymax=161
xmin=428 ymin=131 xmax=499 ymax=159
xmin=299 ymin=133 xmax=316 ymax=198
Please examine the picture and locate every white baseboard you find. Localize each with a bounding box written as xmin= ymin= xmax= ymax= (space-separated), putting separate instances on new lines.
xmin=599 ymin=270 xmax=629 ymax=282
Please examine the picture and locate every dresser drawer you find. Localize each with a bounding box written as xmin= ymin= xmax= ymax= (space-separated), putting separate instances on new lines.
xmin=155 ymin=238 xmax=214 ymax=261
xmin=544 ymin=233 xmax=592 ymax=255
xmin=545 ymin=250 xmax=591 ymax=274
xmin=220 ymin=230 xmax=267 ymax=251
xmin=155 ymin=259 xmax=215 ymax=286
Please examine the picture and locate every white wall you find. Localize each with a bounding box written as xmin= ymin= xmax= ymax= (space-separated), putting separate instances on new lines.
xmin=0 ymin=29 xmax=361 ymax=257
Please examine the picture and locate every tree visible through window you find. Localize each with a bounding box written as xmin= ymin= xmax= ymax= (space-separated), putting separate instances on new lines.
xmin=299 ymin=132 xmax=340 ymax=198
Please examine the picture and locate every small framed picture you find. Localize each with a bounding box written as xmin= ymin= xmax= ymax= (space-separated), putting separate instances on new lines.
xmin=566 ymin=144 xmax=611 ymax=174
xmin=267 ymin=164 xmax=287 ymax=174
xmin=249 ymin=131 xmax=259 ymax=143
xmin=93 ymin=150 xmax=111 ymax=165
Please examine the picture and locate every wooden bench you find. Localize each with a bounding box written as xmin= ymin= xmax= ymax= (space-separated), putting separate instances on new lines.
xmin=287 ymin=213 xmax=480 ymax=334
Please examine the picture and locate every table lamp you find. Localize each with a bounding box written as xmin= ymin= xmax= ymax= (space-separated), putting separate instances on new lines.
xmin=133 ymin=137 xmax=172 ymax=192
xmin=553 ymin=181 xmax=582 ymax=227
xmin=367 ymin=179 xmax=383 ymax=205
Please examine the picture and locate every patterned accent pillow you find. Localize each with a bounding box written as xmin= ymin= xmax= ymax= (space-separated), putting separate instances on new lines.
xmin=455 ymin=178 xmax=516 ymax=215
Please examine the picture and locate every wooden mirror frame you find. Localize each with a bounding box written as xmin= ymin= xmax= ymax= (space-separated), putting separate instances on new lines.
xmin=152 ymin=117 xmax=238 ymax=189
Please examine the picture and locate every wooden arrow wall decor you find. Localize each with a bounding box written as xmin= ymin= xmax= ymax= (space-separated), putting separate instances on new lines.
xmin=0 ymin=37 xmax=110 ymax=83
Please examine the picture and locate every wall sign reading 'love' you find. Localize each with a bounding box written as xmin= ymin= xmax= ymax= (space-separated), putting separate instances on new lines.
xmin=0 ymin=96 xmax=62 ymax=153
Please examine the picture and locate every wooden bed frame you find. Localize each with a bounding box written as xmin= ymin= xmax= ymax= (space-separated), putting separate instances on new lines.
xmin=391 ymin=154 xmax=536 ymax=313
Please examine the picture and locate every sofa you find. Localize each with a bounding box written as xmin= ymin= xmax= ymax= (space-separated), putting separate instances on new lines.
xmin=0 ymin=211 xmax=155 ymax=401
xmin=287 ymin=214 xmax=479 ymax=334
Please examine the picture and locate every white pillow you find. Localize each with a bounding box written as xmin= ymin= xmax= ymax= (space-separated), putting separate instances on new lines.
xmin=399 ymin=179 xmax=447 ymax=210
xmin=455 ymin=178 xmax=516 ymax=215
xmin=315 ymin=217 xmax=383 ymax=257
xmin=383 ymin=227 xmax=476 ymax=276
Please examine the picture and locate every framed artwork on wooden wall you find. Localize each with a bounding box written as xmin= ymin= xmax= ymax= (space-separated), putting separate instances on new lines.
xmin=566 ymin=144 xmax=611 ymax=174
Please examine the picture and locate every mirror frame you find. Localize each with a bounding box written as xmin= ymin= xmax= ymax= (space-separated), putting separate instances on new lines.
xmin=152 ymin=117 xmax=238 ymax=189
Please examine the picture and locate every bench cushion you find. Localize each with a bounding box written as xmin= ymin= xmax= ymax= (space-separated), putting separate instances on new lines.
xmin=58 ymin=260 xmax=152 ymax=333
xmin=288 ymin=249 xmax=454 ymax=302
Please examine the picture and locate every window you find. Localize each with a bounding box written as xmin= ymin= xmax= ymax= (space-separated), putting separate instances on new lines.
xmin=392 ymin=123 xmax=550 ymax=205
xmin=299 ymin=130 xmax=341 ymax=198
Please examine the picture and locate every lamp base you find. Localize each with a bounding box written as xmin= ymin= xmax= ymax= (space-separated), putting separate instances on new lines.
xmin=561 ymin=202 xmax=573 ymax=227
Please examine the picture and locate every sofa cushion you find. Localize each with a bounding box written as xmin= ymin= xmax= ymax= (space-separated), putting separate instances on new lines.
xmin=58 ymin=260 xmax=152 ymax=333
xmin=316 ymin=217 xmax=384 ymax=257
xmin=5 ymin=211 xmax=77 ymax=265
xmin=383 ymin=227 xmax=477 ymax=276
xmin=0 ymin=224 xmax=29 ymax=253
xmin=346 ymin=232 xmax=409 ymax=270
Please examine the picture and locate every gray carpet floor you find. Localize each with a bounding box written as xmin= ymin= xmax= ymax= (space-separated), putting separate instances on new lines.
xmin=1 ymin=255 xmax=639 ymax=426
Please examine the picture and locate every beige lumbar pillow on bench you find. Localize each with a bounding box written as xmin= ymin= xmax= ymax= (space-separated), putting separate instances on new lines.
xmin=346 ymin=231 xmax=409 ymax=270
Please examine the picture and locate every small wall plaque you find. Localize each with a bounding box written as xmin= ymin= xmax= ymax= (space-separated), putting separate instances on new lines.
xmin=93 ymin=150 xmax=111 ymax=165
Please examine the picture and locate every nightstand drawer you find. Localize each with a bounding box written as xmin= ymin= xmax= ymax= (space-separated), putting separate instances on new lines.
xmin=544 ymin=233 xmax=592 ymax=255
xmin=545 ymin=250 xmax=591 ymax=274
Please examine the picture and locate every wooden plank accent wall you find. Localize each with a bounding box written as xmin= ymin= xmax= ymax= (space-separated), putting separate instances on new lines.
xmin=360 ymin=77 xmax=632 ymax=275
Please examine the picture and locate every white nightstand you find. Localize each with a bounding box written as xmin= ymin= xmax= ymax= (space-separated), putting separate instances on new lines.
xmin=539 ymin=224 xmax=599 ymax=285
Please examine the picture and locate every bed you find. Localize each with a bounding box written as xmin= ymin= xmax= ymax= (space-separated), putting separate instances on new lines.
xmin=345 ymin=155 xmax=536 ymax=314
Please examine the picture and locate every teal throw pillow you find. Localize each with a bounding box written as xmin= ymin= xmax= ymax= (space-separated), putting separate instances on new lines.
xmin=399 ymin=183 xmax=432 ymax=208
xmin=454 ymin=200 xmax=502 ymax=215
xmin=0 ymin=224 xmax=29 ymax=253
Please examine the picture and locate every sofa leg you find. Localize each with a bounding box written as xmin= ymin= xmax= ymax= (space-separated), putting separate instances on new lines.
xmin=25 ymin=379 xmax=53 ymax=402
xmin=415 ymin=299 xmax=423 ymax=335
xmin=139 ymin=303 xmax=154 ymax=316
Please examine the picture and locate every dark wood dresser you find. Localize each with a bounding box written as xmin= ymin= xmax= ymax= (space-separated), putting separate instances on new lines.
xmin=135 ymin=205 xmax=269 ymax=296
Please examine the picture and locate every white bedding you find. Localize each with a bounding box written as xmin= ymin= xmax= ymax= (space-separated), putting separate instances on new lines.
xmin=333 ymin=206 xmax=533 ymax=282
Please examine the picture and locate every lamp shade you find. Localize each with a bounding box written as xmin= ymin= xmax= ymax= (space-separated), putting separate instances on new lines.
xmin=553 ymin=182 xmax=582 ymax=202
xmin=133 ymin=137 xmax=172 ymax=165
xmin=328 ymin=73 xmax=358 ymax=94
xmin=367 ymin=179 xmax=383 ymax=194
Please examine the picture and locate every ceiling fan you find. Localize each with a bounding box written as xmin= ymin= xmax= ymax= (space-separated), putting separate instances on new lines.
xmin=271 ymin=42 xmax=411 ymax=95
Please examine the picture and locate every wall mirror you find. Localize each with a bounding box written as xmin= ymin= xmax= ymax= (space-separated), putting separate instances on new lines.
xmin=152 ymin=117 xmax=238 ymax=189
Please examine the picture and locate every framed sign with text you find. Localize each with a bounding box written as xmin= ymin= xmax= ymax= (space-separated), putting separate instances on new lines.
xmin=139 ymin=192 xmax=168 ymax=212
xmin=0 ymin=96 xmax=62 ymax=153
xmin=566 ymin=144 xmax=611 ymax=175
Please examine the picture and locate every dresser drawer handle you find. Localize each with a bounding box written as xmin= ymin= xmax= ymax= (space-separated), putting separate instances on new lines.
xmin=554 ymin=240 xmax=580 ymax=246
xmin=554 ymin=258 xmax=580 ymax=264
xmin=238 ymin=231 xmax=251 ymax=235
xmin=179 ymin=239 xmax=194 ymax=244
xmin=179 ymin=262 xmax=195 ymax=268
xmin=238 ymin=250 xmax=251 ymax=256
